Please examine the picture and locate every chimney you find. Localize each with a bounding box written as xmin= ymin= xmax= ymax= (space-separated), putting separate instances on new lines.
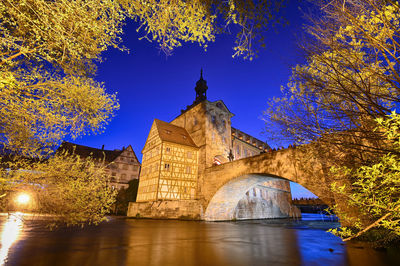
xmin=101 ymin=144 xmax=104 ymax=150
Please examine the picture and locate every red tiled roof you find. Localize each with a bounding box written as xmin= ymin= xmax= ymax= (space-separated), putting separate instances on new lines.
xmin=154 ymin=119 xmax=198 ymax=148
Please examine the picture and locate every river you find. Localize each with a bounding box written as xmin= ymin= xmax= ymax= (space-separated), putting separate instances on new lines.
xmin=0 ymin=213 xmax=398 ymax=266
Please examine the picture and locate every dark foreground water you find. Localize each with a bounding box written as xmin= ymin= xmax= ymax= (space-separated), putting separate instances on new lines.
xmin=0 ymin=213 xmax=399 ymax=266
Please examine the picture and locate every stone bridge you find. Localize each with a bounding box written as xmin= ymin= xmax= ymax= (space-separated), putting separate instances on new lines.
xmin=128 ymin=146 xmax=349 ymax=223
xmin=201 ymin=147 xmax=339 ymax=221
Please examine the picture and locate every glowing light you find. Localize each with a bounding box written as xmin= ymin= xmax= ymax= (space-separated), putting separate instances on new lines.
xmin=0 ymin=213 xmax=23 ymax=265
xmin=16 ymin=193 xmax=30 ymax=205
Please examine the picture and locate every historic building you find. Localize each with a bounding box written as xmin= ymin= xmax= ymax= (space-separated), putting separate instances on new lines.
xmin=231 ymin=127 xmax=270 ymax=160
xmin=136 ymin=119 xmax=199 ymax=202
xmin=131 ymin=71 xmax=298 ymax=220
xmin=58 ymin=142 xmax=141 ymax=190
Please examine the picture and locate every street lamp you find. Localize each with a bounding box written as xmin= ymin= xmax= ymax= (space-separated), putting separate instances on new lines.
xmin=15 ymin=193 xmax=30 ymax=205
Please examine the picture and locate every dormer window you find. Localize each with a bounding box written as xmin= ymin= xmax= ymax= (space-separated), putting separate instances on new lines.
xmin=211 ymin=115 xmax=216 ymax=124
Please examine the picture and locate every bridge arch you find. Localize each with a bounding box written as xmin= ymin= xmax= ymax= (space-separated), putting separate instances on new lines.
xmin=201 ymin=148 xmax=338 ymax=221
xmin=205 ymin=174 xmax=301 ymax=221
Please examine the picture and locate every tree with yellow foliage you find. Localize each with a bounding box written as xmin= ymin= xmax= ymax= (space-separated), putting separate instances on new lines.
xmin=1 ymin=0 xmax=282 ymax=225
xmin=123 ymin=0 xmax=284 ymax=59
xmin=1 ymin=0 xmax=283 ymax=157
xmin=265 ymin=0 xmax=400 ymax=165
xmin=264 ymin=0 xmax=400 ymax=245
xmin=0 ymin=0 xmax=123 ymax=157
xmin=3 ymin=151 xmax=117 ymax=227
xmin=329 ymin=112 xmax=400 ymax=246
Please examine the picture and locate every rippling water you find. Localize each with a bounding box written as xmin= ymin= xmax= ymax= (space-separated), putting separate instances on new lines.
xmin=0 ymin=213 xmax=399 ymax=266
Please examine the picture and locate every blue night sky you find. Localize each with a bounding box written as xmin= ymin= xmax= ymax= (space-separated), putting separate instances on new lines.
xmin=71 ymin=0 xmax=316 ymax=198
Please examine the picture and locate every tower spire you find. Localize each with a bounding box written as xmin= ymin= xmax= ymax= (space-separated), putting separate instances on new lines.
xmin=194 ymin=69 xmax=208 ymax=104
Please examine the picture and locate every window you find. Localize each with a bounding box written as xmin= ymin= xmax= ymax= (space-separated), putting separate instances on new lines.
xmin=244 ymin=149 xmax=248 ymax=157
xmin=123 ymin=164 xmax=128 ymax=170
xmin=211 ymin=115 xmax=216 ymax=124
xmin=236 ymin=145 xmax=240 ymax=157
xmin=186 ymin=166 xmax=191 ymax=174
xmin=193 ymin=117 xmax=197 ymax=126
xmin=133 ymin=165 xmax=139 ymax=171
xmin=164 ymin=164 xmax=170 ymax=171
xmin=222 ymin=120 xmax=226 ymax=128
xmin=166 ymin=147 xmax=171 ymax=153
xmin=112 ymin=172 xmax=116 ymax=177
xmin=121 ymin=173 xmax=126 ymax=180
xmin=187 ymin=151 xmax=192 ymax=159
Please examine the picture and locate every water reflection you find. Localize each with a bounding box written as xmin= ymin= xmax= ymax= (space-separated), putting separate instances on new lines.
xmin=0 ymin=214 xmax=399 ymax=266
xmin=0 ymin=213 xmax=23 ymax=265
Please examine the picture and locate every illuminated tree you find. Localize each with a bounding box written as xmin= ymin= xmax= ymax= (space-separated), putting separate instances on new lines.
xmin=1 ymin=0 xmax=283 ymax=157
xmin=329 ymin=112 xmax=400 ymax=246
xmin=264 ymin=0 xmax=400 ymax=165
xmin=0 ymin=0 xmax=124 ymax=157
xmin=264 ymin=0 xmax=400 ymax=245
xmin=0 ymin=0 xmax=283 ymax=224
xmin=123 ymin=0 xmax=285 ymax=59
xmin=4 ymin=151 xmax=117 ymax=227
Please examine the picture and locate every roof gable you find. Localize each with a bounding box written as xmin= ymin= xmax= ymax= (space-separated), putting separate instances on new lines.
xmin=142 ymin=121 xmax=161 ymax=152
xmin=210 ymin=100 xmax=234 ymax=117
xmin=154 ymin=119 xmax=198 ymax=148
xmin=117 ymin=145 xmax=140 ymax=163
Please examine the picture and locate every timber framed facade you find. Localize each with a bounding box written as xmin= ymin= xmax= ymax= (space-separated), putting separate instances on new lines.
xmin=136 ymin=119 xmax=199 ymax=202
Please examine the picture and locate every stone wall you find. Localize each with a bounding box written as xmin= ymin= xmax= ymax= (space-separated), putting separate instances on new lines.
xmin=234 ymin=185 xmax=301 ymax=220
xmin=127 ymin=200 xmax=203 ymax=220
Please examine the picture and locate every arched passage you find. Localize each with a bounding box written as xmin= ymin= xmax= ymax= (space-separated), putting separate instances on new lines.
xmin=201 ymin=148 xmax=337 ymax=217
xmin=204 ymin=174 xmax=301 ymax=221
